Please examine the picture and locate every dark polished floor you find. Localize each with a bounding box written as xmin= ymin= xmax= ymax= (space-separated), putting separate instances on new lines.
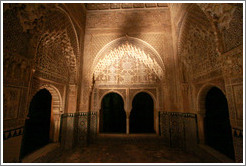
xmin=52 ymin=134 xmax=206 ymax=163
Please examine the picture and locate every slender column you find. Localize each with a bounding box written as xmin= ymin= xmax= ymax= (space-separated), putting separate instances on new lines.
xmin=126 ymin=88 xmax=130 ymax=134
xmin=126 ymin=115 xmax=130 ymax=134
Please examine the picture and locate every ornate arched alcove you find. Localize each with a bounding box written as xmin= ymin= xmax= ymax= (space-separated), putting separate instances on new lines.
xmin=91 ymin=36 xmax=165 ymax=134
xmin=30 ymin=84 xmax=63 ymax=142
xmin=197 ymin=84 xmax=235 ymax=160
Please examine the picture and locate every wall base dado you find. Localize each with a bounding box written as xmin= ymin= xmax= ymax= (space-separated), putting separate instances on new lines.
xmin=159 ymin=112 xmax=198 ymax=151
xmin=59 ymin=111 xmax=242 ymax=163
xmin=3 ymin=136 xmax=23 ymax=163
xmin=159 ymin=111 xmax=242 ymax=163
xmin=61 ymin=112 xmax=98 ymax=147
xmin=3 ymin=127 xmax=24 ymax=163
xmin=232 ymin=128 xmax=243 ymax=163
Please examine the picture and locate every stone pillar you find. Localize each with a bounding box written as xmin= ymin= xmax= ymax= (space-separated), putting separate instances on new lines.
xmin=155 ymin=110 xmax=159 ymax=135
xmin=61 ymin=85 xmax=77 ymax=149
xmin=197 ymin=112 xmax=205 ymax=144
xmin=52 ymin=113 xmax=61 ymax=142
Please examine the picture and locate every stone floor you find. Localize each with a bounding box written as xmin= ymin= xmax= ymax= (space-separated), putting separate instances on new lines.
xmin=52 ymin=135 xmax=207 ymax=163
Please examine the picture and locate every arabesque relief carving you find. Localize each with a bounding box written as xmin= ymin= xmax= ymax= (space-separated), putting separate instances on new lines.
xmin=3 ymin=52 xmax=32 ymax=86
xmin=94 ymin=42 xmax=163 ymax=85
xmin=3 ymin=87 xmax=21 ymax=120
xmin=179 ymin=6 xmax=220 ymax=82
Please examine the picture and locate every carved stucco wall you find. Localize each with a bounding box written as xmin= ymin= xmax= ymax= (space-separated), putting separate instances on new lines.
xmin=34 ymin=7 xmax=79 ymax=84
xmin=80 ymin=8 xmax=177 ymax=114
xmin=3 ymin=3 xmax=84 ymax=162
xmin=3 ymin=3 xmax=80 ymax=128
xmin=176 ymin=4 xmax=243 ymax=162
xmin=3 ymin=3 xmax=243 ymax=163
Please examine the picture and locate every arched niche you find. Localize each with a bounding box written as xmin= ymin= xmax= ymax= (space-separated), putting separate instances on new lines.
xmin=91 ymin=36 xmax=164 ymax=135
xmin=30 ymin=84 xmax=63 ymax=143
xmin=130 ymin=89 xmax=159 ymax=134
xmin=21 ymin=85 xmax=63 ymax=159
xmin=197 ymin=84 xmax=235 ymax=160
xmin=130 ymin=92 xmax=155 ymax=133
xmin=99 ymin=92 xmax=126 ymax=133
xmin=98 ymin=90 xmax=126 ymax=110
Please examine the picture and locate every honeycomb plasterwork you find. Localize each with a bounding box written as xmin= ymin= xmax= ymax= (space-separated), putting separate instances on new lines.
xmin=179 ymin=8 xmax=220 ymax=82
xmin=4 ymin=4 xmax=79 ymax=84
xmin=43 ymin=9 xmax=79 ymax=59
xmin=35 ymin=29 xmax=77 ymax=83
xmin=84 ymin=34 xmax=166 ymax=76
xmin=221 ymin=5 xmax=243 ymax=52
xmin=94 ymin=42 xmax=163 ymax=85
xmin=81 ymin=36 xmax=165 ymax=111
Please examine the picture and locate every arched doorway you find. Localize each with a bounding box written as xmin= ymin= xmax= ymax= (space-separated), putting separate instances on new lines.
xmin=20 ymin=89 xmax=52 ymax=158
xmin=204 ymin=87 xmax=235 ymax=160
xmin=130 ymin=92 xmax=154 ymax=133
xmin=100 ymin=93 xmax=126 ymax=133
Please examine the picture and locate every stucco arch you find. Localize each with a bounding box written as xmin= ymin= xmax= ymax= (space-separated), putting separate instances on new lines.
xmin=197 ymin=83 xmax=226 ymax=114
xmin=99 ymin=90 xmax=126 ymax=111
xmin=196 ymin=83 xmax=228 ymax=144
xmin=32 ymin=84 xmax=63 ymax=114
xmin=98 ymin=91 xmax=126 ymax=134
xmin=130 ymin=90 xmax=157 ymax=110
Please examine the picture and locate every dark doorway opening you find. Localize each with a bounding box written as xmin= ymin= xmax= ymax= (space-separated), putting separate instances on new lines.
xmin=204 ymin=87 xmax=235 ymax=160
xmin=130 ymin=92 xmax=154 ymax=133
xmin=20 ymin=89 xmax=52 ymax=158
xmin=100 ymin=93 xmax=126 ymax=133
